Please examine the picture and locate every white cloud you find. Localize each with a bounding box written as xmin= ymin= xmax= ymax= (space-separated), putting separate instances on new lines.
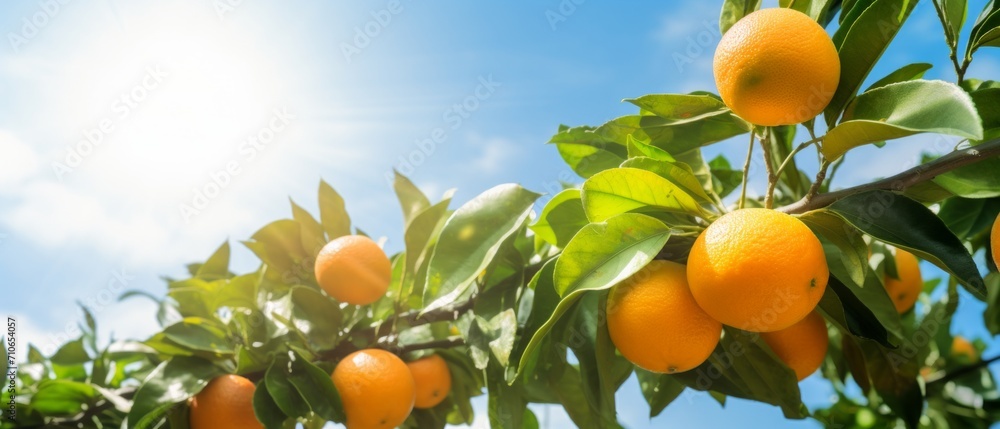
xmin=469 ymin=134 xmax=521 ymax=175
xmin=0 ymin=132 xmax=38 ymax=186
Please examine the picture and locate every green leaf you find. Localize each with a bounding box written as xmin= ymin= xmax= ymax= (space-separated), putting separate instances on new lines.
xmin=561 ymin=293 xmax=627 ymax=427
xmin=620 ymin=157 xmax=714 ymax=204
xmin=971 ymin=88 xmax=1000 ymax=133
xmin=635 ymin=369 xmax=685 ymax=418
xmin=968 ymin=0 xmax=1000 ymax=53
xmin=290 ymin=198 xmax=326 ymax=256
xmin=827 ymin=190 xmax=986 ymax=299
xmin=243 ymin=220 xmax=311 ymax=284
xmin=818 ymin=249 xmax=900 ymax=347
xmin=530 ymin=189 xmax=588 ymax=248
xmin=486 ymin=365 xmax=528 ymax=429
xmin=799 ymin=210 xmax=868 ymax=286
xmin=709 ymin=155 xmax=742 ymax=198
xmin=672 ymin=328 xmax=805 ymax=418
xmin=79 ymin=303 xmax=96 ymax=335
xmin=674 ymin=149 xmax=717 ymax=197
xmin=581 ymin=168 xmax=709 ymax=222
xmin=556 ymin=142 xmax=626 ymax=179
xmin=625 ymin=94 xmax=731 ymax=125
xmin=639 ymin=113 xmax=750 ymax=155
xmin=859 ymin=339 xmax=922 ymax=427
xmin=511 ymin=259 xmax=559 ymax=374
xmin=822 ymin=80 xmax=984 ymax=161
xmin=983 ymin=273 xmax=1000 ymax=334
xmin=422 ymin=184 xmax=540 ymax=313
xmin=264 ymin=357 xmax=310 ymax=419
xmin=253 ymin=380 xmax=288 ymax=429
xmin=779 ymin=0 xmax=838 ymax=25
xmin=938 ymin=197 xmax=1000 ymax=239
xmin=285 ymin=351 xmax=345 ymax=422
xmin=162 ymin=317 xmax=235 ymax=355
xmin=519 ymin=214 xmax=669 ymax=374
xmin=403 ymin=191 xmax=454 ymax=295
xmin=626 ymin=136 xmax=676 ymax=161
xmin=127 ymin=357 xmax=224 ymax=429
xmin=824 ymin=0 xmax=920 ymax=126
xmin=50 ymin=338 xmax=90 ymax=365
xmin=318 ymin=180 xmax=351 ymax=240
xmin=720 ymin=0 xmax=762 ymax=34
xmin=393 ymin=170 xmax=432 ymax=224
xmin=934 ymin=157 xmax=1000 ymax=198
xmin=290 ymin=286 xmax=342 ymax=349
xmin=866 ymin=63 xmax=933 ymax=92
xmin=30 ymin=380 xmax=97 ymax=416
xmin=934 ymin=0 xmax=967 ymax=48
xmin=554 ymin=213 xmax=671 ymax=297
xmin=196 ymin=241 xmax=231 ymax=281
xmin=488 ymin=309 xmax=518 ymax=367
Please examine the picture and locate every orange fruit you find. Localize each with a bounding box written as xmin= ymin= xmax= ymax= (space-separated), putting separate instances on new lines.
xmin=951 ymin=336 xmax=978 ymax=361
xmin=883 ymin=248 xmax=922 ymax=314
xmin=189 ymin=375 xmax=263 ymax=429
xmin=760 ymin=311 xmax=828 ymax=381
xmin=713 ymin=8 xmax=841 ymax=126
xmin=992 ymin=213 xmax=1000 ymax=268
xmin=607 ymin=260 xmax=722 ymax=373
xmin=332 ymin=349 xmax=415 ymax=429
xmin=314 ymin=235 xmax=392 ymax=305
xmin=687 ymin=209 xmax=828 ymax=332
xmin=406 ymin=354 xmax=452 ymax=409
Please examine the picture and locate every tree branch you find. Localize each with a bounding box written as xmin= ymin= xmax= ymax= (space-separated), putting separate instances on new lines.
xmin=780 ymin=138 xmax=1000 ymax=214
xmin=927 ymin=353 xmax=1000 ymax=387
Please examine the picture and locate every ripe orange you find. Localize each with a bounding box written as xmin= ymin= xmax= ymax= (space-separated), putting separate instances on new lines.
xmin=189 ymin=375 xmax=263 ymax=429
xmin=687 ymin=209 xmax=828 ymax=332
xmin=406 ymin=354 xmax=452 ymax=409
xmin=713 ymin=8 xmax=841 ymax=126
xmin=951 ymin=336 xmax=978 ymax=361
xmin=607 ymin=260 xmax=722 ymax=373
xmin=332 ymin=349 xmax=416 ymax=429
xmin=992 ymin=213 xmax=1000 ymax=268
xmin=883 ymin=249 xmax=922 ymax=314
xmin=760 ymin=311 xmax=828 ymax=381
xmin=314 ymin=235 xmax=392 ymax=305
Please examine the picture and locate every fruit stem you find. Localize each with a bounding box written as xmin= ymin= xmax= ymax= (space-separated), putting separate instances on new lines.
xmin=760 ymin=128 xmax=777 ymax=209
xmin=739 ymin=131 xmax=756 ymax=209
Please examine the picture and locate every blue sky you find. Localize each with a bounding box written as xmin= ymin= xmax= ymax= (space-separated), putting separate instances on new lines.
xmin=1 ymin=0 xmax=998 ymax=427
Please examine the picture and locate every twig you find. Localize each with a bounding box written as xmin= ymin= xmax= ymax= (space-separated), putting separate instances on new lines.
xmin=805 ymin=160 xmax=831 ymax=202
xmin=760 ymin=128 xmax=777 ymax=209
xmin=780 ymin=138 xmax=1000 ymax=214
xmin=739 ymin=131 xmax=756 ymax=209
xmin=390 ymin=336 xmax=465 ymax=355
xmin=773 ymin=136 xmax=823 ymax=180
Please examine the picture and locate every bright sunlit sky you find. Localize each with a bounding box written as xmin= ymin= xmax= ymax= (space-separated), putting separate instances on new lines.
xmin=2 ymin=1 xmax=999 ymax=428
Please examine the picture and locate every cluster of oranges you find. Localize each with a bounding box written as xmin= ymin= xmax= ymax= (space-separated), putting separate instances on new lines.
xmin=189 ymin=235 xmax=453 ymax=429
xmin=607 ymin=209 xmax=930 ymax=381
xmin=607 ymin=7 xmax=944 ymax=381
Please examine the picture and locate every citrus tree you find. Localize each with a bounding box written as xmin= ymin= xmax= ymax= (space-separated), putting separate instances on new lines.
xmin=6 ymin=0 xmax=1000 ymax=428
